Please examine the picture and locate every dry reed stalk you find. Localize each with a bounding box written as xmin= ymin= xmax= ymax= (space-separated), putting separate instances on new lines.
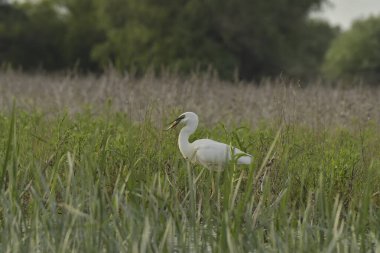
xmin=0 ymin=69 xmax=379 ymax=128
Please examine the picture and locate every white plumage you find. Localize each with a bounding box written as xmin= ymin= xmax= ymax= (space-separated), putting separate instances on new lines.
xmin=166 ymin=112 xmax=253 ymax=170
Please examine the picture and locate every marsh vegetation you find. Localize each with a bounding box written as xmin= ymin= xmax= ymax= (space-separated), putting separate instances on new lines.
xmin=0 ymin=71 xmax=379 ymax=252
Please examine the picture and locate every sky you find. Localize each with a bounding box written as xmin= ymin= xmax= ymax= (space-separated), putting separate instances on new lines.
xmin=314 ymin=0 xmax=380 ymax=29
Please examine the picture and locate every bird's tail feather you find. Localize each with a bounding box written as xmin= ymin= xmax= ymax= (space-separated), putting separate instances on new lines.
xmin=237 ymin=155 xmax=252 ymax=165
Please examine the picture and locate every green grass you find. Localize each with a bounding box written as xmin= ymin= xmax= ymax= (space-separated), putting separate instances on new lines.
xmin=0 ymin=107 xmax=379 ymax=252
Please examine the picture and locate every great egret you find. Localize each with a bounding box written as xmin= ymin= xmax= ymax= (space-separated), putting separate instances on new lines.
xmin=166 ymin=112 xmax=253 ymax=170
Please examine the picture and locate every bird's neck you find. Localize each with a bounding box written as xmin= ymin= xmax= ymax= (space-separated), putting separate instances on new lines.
xmin=178 ymin=125 xmax=196 ymax=160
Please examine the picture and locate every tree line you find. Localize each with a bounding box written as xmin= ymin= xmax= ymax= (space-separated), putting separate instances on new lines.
xmin=1 ymin=0 xmax=379 ymax=81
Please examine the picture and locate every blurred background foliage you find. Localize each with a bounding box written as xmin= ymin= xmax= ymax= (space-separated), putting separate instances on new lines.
xmin=0 ymin=0 xmax=379 ymax=82
xmin=323 ymin=16 xmax=380 ymax=83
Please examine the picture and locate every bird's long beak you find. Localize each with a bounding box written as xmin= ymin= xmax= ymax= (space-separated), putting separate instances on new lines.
xmin=165 ymin=115 xmax=185 ymax=130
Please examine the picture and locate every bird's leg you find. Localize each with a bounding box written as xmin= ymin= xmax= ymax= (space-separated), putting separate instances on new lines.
xmin=210 ymin=173 xmax=215 ymax=199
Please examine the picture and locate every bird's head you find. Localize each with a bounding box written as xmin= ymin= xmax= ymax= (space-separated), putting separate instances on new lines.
xmin=166 ymin=112 xmax=198 ymax=130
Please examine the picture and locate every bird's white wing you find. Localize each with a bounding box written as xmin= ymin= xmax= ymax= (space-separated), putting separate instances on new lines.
xmin=191 ymin=139 xmax=252 ymax=169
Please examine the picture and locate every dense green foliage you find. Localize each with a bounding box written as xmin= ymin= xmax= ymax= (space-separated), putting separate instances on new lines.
xmin=323 ymin=16 xmax=380 ymax=82
xmin=0 ymin=107 xmax=379 ymax=251
xmin=0 ymin=0 xmax=338 ymax=79
xmin=0 ymin=1 xmax=67 ymax=70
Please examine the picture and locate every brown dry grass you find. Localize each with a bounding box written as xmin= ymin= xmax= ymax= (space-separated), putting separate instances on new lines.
xmin=1 ymin=69 xmax=379 ymax=128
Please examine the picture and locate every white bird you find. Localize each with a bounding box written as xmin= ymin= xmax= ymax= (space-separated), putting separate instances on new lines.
xmin=166 ymin=112 xmax=253 ymax=170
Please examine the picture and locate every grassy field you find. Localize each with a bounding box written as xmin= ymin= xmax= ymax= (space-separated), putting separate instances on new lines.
xmin=0 ymin=71 xmax=380 ymax=252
